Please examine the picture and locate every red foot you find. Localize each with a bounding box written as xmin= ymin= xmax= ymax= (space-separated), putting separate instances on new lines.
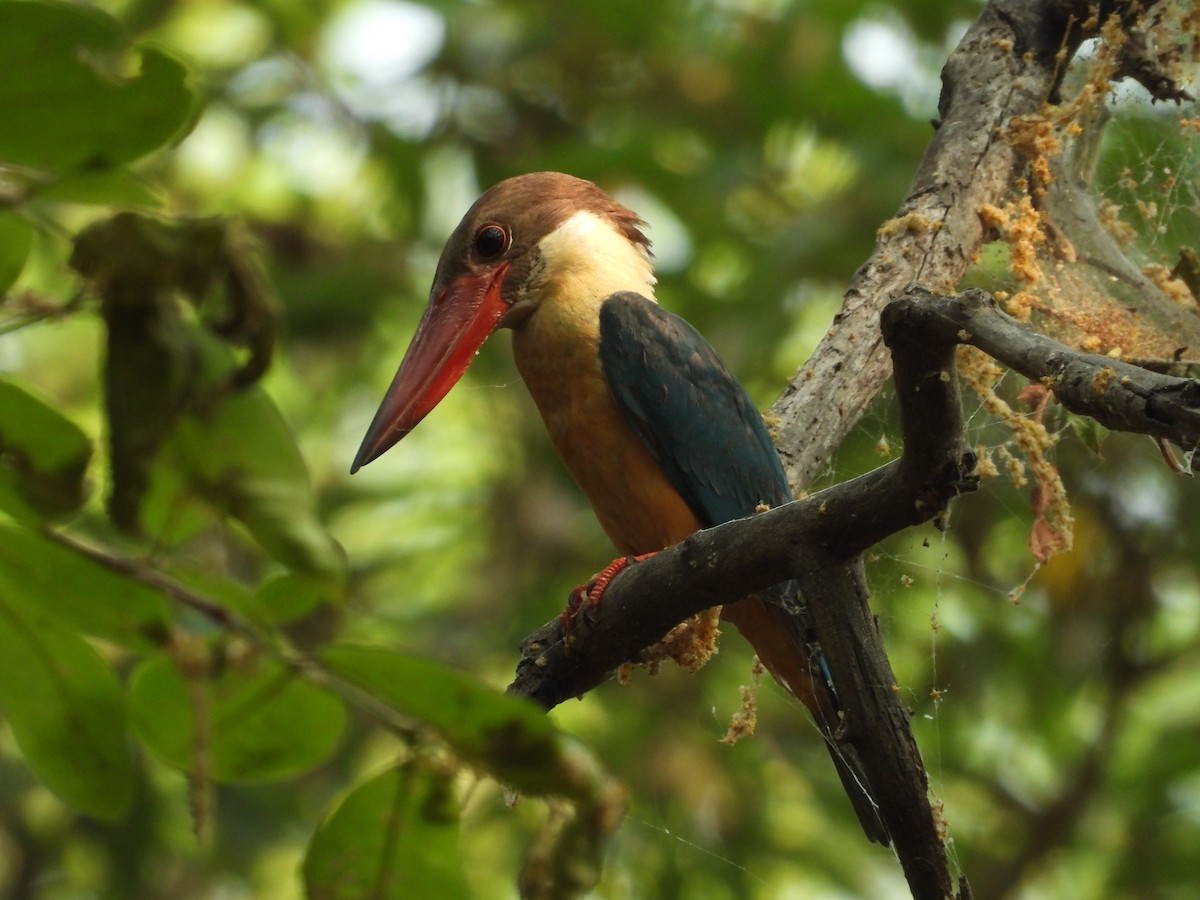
xmin=560 ymin=552 xmax=657 ymax=629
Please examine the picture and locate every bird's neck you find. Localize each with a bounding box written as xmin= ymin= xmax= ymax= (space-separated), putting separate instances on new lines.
xmin=512 ymin=209 xmax=654 ymax=395
xmin=507 ymin=208 xmax=653 ymax=479
xmin=511 ymin=207 xmax=655 ymax=393
xmin=524 ymin=210 xmax=656 ymax=322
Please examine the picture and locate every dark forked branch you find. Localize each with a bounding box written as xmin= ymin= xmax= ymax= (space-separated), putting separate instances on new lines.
xmin=509 ymin=284 xmax=1200 ymax=900
xmin=887 ymin=289 xmax=1200 ymax=445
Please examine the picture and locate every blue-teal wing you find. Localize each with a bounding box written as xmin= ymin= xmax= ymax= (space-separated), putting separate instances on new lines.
xmin=597 ymin=292 xmax=791 ymax=527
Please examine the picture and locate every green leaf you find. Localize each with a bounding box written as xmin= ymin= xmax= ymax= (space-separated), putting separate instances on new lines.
xmin=0 ymin=211 xmax=33 ymax=293
xmin=0 ymin=585 xmax=134 ymax=820
xmin=137 ymin=450 xmax=220 ymax=548
xmin=322 ymin=644 xmax=570 ymax=794
xmin=171 ymin=383 xmax=347 ymax=585
xmin=303 ymin=762 xmax=467 ymax=900
xmin=257 ymin=572 xmax=326 ymax=623
xmin=0 ymin=1 xmax=199 ymax=171
xmin=0 ymin=378 xmax=92 ymax=522
xmin=128 ymin=652 xmax=345 ymax=783
xmin=1066 ymin=410 xmax=1109 ymax=455
xmin=37 ymin=169 xmax=163 ymax=207
xmin=0 ymin=522 xmax=169 ymax=648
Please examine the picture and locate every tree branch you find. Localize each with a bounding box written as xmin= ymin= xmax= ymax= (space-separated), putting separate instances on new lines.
xmin=887 ymin=288 xmax=1200 ymax=447
xmin=769 ymin=0 xmax=1175 ymax=490
xmin=509 ymin=284 xmax=1200 ymax=899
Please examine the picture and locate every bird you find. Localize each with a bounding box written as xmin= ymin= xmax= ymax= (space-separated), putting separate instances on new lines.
xmin=351 ymin=171 xmax=888 ymax=844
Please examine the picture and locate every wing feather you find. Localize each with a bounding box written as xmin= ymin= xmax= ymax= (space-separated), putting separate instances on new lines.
xmin=598 ymin=292 xmax=790 ymax=527
xmin=599 ymin=292 xmax=890 ymax=844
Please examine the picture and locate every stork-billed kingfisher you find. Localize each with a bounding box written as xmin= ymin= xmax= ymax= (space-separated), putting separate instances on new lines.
xmin=352 ymin=172 xmax=888 ymax=844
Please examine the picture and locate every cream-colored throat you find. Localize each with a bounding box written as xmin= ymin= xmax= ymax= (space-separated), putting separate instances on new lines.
xmin=510 ymin=208 xmax=657 ymax=467
xmin=527 ymin=210 xmax=656 ymax=311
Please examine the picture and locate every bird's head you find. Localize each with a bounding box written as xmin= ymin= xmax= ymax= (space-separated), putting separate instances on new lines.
xmin=351 ymin=172 xmax=651 ymax=472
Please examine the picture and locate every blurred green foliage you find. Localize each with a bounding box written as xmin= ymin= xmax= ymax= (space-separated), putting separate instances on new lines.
xmin=0 ymin=0 xmax=1198 ymax=897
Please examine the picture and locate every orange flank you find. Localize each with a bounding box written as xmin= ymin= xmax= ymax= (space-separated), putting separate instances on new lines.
xmin=514 ymin=319 xmax=703 ymax=554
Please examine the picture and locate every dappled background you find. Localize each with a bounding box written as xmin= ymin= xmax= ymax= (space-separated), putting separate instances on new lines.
xmin=2 ymin=0 xmax=1200 ymax=897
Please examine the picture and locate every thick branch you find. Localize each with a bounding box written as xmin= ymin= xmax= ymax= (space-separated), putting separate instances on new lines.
xmin=510 ymin=284 xmax=1200 ymax=899
xmin=507 ymin=454 xmax=978 ymax=709
xmin=769 ymin=0 xmax=1168 ymax=489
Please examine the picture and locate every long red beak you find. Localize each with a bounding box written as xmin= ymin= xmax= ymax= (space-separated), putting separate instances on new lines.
xmin=351 ymin=263 xmax=510 ymax=473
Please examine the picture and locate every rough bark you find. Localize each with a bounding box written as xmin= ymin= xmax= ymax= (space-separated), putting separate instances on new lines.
xmin=769 ymin=0 xmax=1177 ymax=490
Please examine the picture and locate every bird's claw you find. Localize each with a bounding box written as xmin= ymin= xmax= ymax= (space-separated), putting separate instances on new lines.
xmin=559 ymin=553 xmax=655 ymax=630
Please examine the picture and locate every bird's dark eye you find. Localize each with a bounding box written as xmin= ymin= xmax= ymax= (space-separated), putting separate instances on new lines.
xmin=474 ymin=224 xmax=509 ymax=259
